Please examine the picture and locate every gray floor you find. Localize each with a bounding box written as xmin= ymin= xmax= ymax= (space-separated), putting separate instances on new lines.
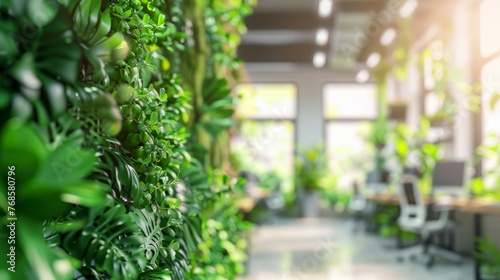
xmin=240 ymin=218 xmax=474 ymax=280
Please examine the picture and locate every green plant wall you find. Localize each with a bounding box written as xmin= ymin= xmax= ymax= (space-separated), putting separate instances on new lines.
xmin=0 ymin=0 xmax=253 ymax=279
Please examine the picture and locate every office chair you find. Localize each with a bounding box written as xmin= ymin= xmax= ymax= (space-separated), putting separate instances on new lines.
xmin=263 ymin=181 xmax=285 ymax=211
xmin=349 ymin=170 xmax=389 ymax=232
xmin=397 ymin=174 xmax=462 ymax=267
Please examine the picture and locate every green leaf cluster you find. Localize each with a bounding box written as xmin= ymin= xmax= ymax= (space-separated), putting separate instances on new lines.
xmin=295 ymin=144 xmax=329 ymax=192
xmin=0 ymin=0 xmax=255 ymax=279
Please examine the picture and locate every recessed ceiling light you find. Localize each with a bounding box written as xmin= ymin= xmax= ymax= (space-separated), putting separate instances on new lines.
xmin=313 ymin=52 xmax=326 ymax=68
xmin=380 ymin=28 xmax=397 ymax=46
xmin=400 ymin=0 xmax=418 ymax=18
xmin=356 ymin=70 xmax=370 ymax=83
xmin=367 ymin=53 xmax=381 ymax=68
xmin=318 ymin=0 xmax=333 ymax=18
xmin=316 ymin=28 xmax=329 ymax=46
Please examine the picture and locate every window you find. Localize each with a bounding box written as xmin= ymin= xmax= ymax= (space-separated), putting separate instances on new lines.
xmin=479 ymin=0 xmax=500 ymax=176
xmin=480 ymin=0 xmax=500 ymax=58
xmin=323 ymin=84 xmax=377 ymax=189
xmin=235 ymin=84 xmax=296 ymax=120
xmin=480 ymin=0 xmax=500 ymax=139
xmin=481 ymin=56 xmax=500 ymax=137
xmin=323 ymin=84 xmax=377 ymax=119
xmin=232 ymin=84 xmax=297 ymax=195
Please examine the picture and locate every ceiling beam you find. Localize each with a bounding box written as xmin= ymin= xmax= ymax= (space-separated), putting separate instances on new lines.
xmin=238 ymin=43 xmax=321 ymax=63
xmin=245 ymin=12 xmax=333 ymax=30
xmin=337 ymin=0 xmax=387 ymax=12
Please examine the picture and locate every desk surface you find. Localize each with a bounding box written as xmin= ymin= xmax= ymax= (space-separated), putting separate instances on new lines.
xmin=365 ymin=193 xmax=500 ymax=215
xmin=237 ymin=188 xmax=269 ymax=213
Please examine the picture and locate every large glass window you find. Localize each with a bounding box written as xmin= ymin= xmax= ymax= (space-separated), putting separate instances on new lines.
xmin=323 ymin=84 xmax=377 ymax=119
xmin=323 ymin=84 xmax=377 ymax=189
xmin=232 ymin=84 xmax=297 ymax=195
xmin=479 ymin=0 xmax=500 ymax=178
xmin=235 ymin=84 xmax=297 ymax=120
xmin=481 ymin=57 xmax=500 ymax=137
xmin=480 ymin=0 xmax=500 ymax=58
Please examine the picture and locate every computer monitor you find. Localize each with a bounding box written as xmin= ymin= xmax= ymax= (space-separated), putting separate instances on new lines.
xmin=364 ymin=170 xmax=390 ymax=193
xmin=431 ymin=161 xmax=467 ymax=196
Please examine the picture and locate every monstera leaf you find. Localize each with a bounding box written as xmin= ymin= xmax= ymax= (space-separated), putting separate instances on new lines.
xmin=62 ymin=203 xmax=147 ymax=280
xmin=93 ymin=146 xmax=143 ymax=207
xmin=0 ymin=119 xmax=109 ymax=279
xmin=67 ymin=0 xmax=129 ymax=82
xmin=130 ymin=206 xmax=163 ymax=267
xmin=198 ymin=76 xmax=234 ymax=139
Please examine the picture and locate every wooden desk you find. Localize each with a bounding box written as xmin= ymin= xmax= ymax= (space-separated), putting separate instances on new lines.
xmin=365 ymin=193 xmax=399 ymax=205
xmin=364 ymin=193 xmax=500 ymax=280
xmin=365 ymin=193 xmax=500 ymax=214
xmin=237 ymin=188 xmax=269 ymax=213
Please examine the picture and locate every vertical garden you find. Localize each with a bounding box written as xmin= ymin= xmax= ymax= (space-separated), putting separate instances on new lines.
xmin=0 ymin=0 xmax=254 ymax=279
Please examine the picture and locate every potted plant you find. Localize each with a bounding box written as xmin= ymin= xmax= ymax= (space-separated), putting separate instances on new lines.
xmin=295 ymin=144 xmax=327 ymax=217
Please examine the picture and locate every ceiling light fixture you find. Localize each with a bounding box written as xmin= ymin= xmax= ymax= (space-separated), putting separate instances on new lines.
xmin=316 ymin=28 xmax=329 ymax=46
xmin=366 ymin=53 xmax=381 ymax=68
xmin=380 ymin=28 xmax=397 ymax=46
xmin=313 ymin=52 xmax=327 ymax=68
xmin=356 ymin=70 xmax=370 ymax=83
xmin=400 ymin=0 xmax=418 ymax=18
xmin=318 ymin=0 xmax=333 ymax=18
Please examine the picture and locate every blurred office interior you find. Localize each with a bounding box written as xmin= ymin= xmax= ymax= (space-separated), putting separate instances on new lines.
xmin=234 ymin=0 xmax=500 ymax=279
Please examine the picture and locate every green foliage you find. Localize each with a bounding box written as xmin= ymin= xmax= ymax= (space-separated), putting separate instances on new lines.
xmin=475 ymin=237 xmax=500 ymax=278
xmin=0 ymin=119 xmax=109 ymax=280
xmin=62 ymin=204 xmax=148 ymax=279
xmin=470 ymin=134 xmax=500 ymax=199
xmin=389 ymin=120 xmax=442 ymax=178
xmin=187 ymin=173 xmax=252 ymax=280
xmin=373 ymin=205 xmax=399 ymax=237
xmin=367 ymin=119 xmax=390 ymax=171
xmin=1 ymin=0 xmax=254 ymax=279
xmin=190 ymin=76 xmax=235 ymax=166
xmin=295 ymin=144 xmax=328 ymax=192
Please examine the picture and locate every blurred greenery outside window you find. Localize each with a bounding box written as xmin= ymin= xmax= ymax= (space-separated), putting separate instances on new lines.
xmin=323 ymin=84 xmax=378 ymax=195
xmin=232 ymin=84 xmax=297 ymax=198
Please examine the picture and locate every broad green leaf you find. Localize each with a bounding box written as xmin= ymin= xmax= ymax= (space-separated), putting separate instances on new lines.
xmin=0 ymin=120 xmax=47 ymax=182
xmin=9 ymin=53 xmax=41 ymax=92
xmin=35 ymin=142 xmax=96 ymax=185
xmin=18 ymin=221 xmax=75 ymax=280
xmin=490 ymin=92 xmax=500 ymax=110
xmin=89 ymin=8 xmax=112 ymax=45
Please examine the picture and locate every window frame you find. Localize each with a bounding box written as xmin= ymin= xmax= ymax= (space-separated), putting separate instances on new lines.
xmin=232 ymin=82 xmax=299 ymax=191
xmin=322 ymin=83 xmax=379 ymax=175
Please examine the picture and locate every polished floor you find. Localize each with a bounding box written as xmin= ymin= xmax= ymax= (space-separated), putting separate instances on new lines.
xmin=241 ymin=218 xmax=474 ymax=280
